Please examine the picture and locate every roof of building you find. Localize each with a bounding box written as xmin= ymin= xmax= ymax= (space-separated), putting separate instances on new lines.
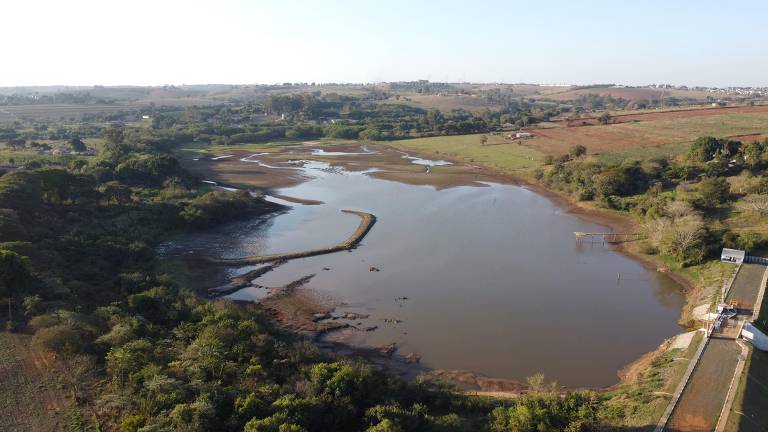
xmin=721 ymin=248 xmax=745 ymax=258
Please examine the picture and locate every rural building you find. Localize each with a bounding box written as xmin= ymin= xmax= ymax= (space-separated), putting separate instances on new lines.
xmin=721 ymin=248 xmax=745 ymax=263
xmin=505 ymin=132 xmax=534 ymax=140
xmin=51 ymin=145 xmax=71 ymax=156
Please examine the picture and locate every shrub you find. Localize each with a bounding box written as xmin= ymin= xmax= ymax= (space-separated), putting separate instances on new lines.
xmin=34 ymin=323 xmax=90 ymax=354
xmin=697 ymin=177 xmax=730 ymax=208
xmin=180 ymin=190 xmax=275 ymax=228
xmin=569 ymin=144 xmax=587 ymax=158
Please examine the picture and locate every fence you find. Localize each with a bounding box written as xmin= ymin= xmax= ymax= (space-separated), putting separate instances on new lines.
xmin=745 ymin=255 xmax=768 ymax=265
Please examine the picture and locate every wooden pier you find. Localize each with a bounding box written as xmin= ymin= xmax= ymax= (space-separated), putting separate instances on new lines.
xmin=574 ymin=232 xmax=642 ymax=244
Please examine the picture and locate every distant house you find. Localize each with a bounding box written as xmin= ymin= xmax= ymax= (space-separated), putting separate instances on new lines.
xmin=51 ymin=145 xmax=71 ymax=156
xmin=142 ymin=115 xmax=151 ymax=120
xmin=504 ymin=132 xmax=534 ymax=140
xmin=721 ymin=248 xmax=745 ymax=264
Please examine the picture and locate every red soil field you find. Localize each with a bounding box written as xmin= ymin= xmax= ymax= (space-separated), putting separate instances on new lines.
xmin=523 ymin=105 xmax=768 ymax=154
xmin=559 ymin=105 xmax=768 ymax=127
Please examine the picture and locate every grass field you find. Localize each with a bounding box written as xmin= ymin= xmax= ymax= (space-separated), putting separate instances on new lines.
xmin=0 ymin=104 xmax=143 ymax=123
xmin=724 ymin=347 xmax=768 ymax=432
xmin=387 ymin=133 xmax=543 ymax=176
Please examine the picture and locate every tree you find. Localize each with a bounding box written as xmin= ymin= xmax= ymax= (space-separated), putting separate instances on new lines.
xmin=425 ymin=109 xmax=444 ymax=131
xmin=489 ymin=390 xmax=600 ymax=432
xmin=698 ymin=177 xmax=730 ymax=208
xmin=359 ymin=127 xmax=383 ymax=141
xmin=688 ymin=136 xmax=719 ymax=162
xmin=0 ymin=250 xmax=33 ymax=299
xmin=100 ymin=127 xmax=128 ymax=161
xmin=663 ymin=216 xmax=705 ymax=264
xmin=742 ymin=140 xmax=766 ymax=169
xmin=6 ymin=139 xmax=26 ymax=150
xmin=597 ymin=112 xmax=612 ymax=125
xmin=569 ymin=144 xmax=587 ymax=158
xmin=736 ymin=195 xmax=768 ymax=215
xmin=0 ymin=209 xmax=27 ymax=241
xmin=68 ymin=137 xmax=87 ymax=153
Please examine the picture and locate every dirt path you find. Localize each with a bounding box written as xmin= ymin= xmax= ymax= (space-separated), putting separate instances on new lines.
xmin=667 ymin=339 xmax=742 ymax=432
xmin=0 ymin=332 xmax=71 ymax=431
xmin=725 ymin=264 xmax=767 ymax=310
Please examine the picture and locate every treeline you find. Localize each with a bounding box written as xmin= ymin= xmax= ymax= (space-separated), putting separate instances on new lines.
xmin=0 ymin=92 xmax=116 ymax=106
xmin=0 ymin=89 xmax=574 ymax=149
xmin=152 ymin=103 xmax=566 ymax=146
xmin=0 ymin=126 xmax=611 ymax=431
xmin=538 ymin=137 xmax=768 ymax=266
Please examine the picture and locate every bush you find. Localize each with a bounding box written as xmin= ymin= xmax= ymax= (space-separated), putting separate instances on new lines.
xmin=569 ymin=145 xmax=587 ymax=158
xmin=489 ymin=391 xmax=600 ymax=432
xmin=697 ymin=177 xmax=730 ymax=208
xmin=230 ymin=128 xmax=287 ymax=144
xmin=33 ymin=323 xmax=90 ymax=354
xmin=180 ymin=190 xmax=276 ymax=228
xmin=722 ymin=231 xmax=766 ymax=252
xmin=116 ymin=154 xmax=185 ymax=187
xmin=325 ymin=124 xmax=364 ymax=139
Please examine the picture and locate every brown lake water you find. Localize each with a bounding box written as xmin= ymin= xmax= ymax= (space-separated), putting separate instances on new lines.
xmin=165 ymin=162 xmax=685 ymax=388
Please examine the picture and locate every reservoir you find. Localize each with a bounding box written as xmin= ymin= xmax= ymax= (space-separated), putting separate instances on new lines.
xmin=169 ymin=160 xmax=685 ymax=388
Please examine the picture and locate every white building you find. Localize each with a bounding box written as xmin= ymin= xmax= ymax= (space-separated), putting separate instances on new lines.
xmin=721 ymin=248 xmax=745 ymax=263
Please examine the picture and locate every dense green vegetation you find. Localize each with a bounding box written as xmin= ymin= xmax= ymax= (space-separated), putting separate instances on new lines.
xmin=537 ymin=136 xmax=768 ymax=266
xmin=0 ymin=124 xmax=614 ymax=431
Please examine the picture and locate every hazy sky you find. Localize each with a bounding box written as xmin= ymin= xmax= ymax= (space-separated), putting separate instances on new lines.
xmin=2 ymin=0 xmax=766 ymax=87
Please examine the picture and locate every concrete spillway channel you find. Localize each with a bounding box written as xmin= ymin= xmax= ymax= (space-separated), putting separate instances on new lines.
xmin=208 ymin=210 xmax=377 ymax=266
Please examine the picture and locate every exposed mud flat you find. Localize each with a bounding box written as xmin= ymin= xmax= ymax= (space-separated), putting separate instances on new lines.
xmin=182 ymin=141 xmax=505 ymax=191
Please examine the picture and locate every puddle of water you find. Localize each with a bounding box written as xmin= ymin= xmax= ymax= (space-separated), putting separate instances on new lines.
xmin=311 ymin=148 xmax=376 ymax=156
xmin=399 ymin=151 xmax=452 ymax=167
xmin=226 ymin=286 xmax=270 ymax=301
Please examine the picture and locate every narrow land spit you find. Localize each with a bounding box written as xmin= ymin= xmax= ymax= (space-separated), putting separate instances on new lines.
xmin=208 ymin=210 xmax=376 ymax=266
